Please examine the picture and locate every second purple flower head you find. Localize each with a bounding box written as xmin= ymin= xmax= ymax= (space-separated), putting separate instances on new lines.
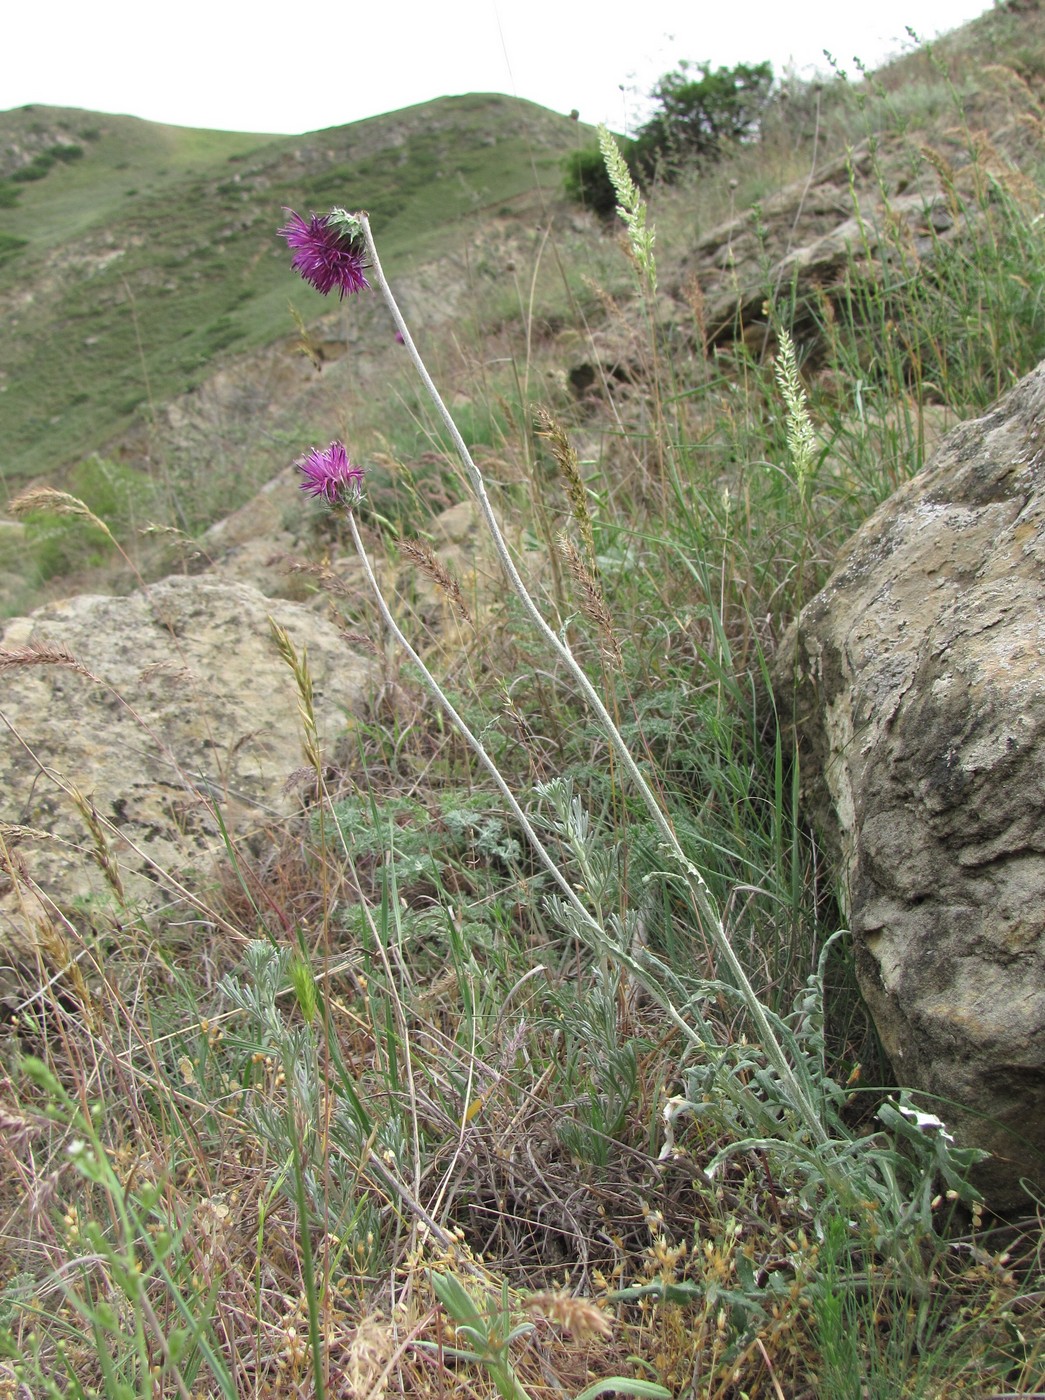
xmin=296 ymin=441 xmax=365 ymax=507
xmin=279 ymin=208 xmax=369 ymax=299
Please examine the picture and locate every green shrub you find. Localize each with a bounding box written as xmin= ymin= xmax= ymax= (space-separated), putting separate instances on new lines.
xmin=632 ymin=60 xmax=774 ymax=180
xmin=564 ymin=60 xmax=774 ymax=209
xmin=0 ymin=232 xmax=28 ymax=264
xmin=11 ymin=152 xmax=55 ymax=182
xmin=563 ymin=142 xmax=635 ymax=217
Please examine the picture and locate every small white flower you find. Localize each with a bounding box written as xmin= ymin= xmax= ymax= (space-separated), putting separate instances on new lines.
xmin=898 ymin=1105 xmax=954 ymax=1143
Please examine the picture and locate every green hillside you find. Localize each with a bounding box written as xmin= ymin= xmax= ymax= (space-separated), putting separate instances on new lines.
xmin=0 ymin=95 xmax=585 ymax=486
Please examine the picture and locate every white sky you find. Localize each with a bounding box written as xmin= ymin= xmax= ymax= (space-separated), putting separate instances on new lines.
xmin=4 ymin=0 xmax=991 ymax=136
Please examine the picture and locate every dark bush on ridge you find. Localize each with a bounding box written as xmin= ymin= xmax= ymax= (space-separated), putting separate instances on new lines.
xmin=564 ymin=59 xmax=774 ymax=212
xmin=632 ymin=61 xmax=774 ymax=181
xmin=563 ymin=140 xmax=636 ymax=217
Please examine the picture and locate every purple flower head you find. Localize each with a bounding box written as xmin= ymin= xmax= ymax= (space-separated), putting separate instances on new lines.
xmin=278 ymin=208 xmax=369 ymax=299
xmin=296 ymin=441 xmax=365 ymax=506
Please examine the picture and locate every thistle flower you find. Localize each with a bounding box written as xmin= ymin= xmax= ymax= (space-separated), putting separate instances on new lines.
xmin=296 ymin=441 xmax=365 ymax=506
xmin=278 ymin=208 xmax=369 ymax=298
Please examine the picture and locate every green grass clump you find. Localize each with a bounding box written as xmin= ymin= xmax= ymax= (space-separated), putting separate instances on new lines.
xmin=0 ymin=231 xmax=27 ymax=262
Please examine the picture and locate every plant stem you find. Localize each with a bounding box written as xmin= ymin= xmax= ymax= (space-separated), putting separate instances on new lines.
xmin=346 ymin=512 xmax=600 ymax=941
xmin=358 ymin=217 xmax=830 ymax=1148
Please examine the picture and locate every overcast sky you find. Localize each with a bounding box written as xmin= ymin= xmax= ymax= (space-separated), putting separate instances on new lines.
xmin=4 ymin=0 xmax=991 ymax=136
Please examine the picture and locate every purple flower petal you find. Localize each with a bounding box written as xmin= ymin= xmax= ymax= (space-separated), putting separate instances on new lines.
xmin=278 ymin=210 xmax=370 ymax=299
xmin=295 ymin=441 xmax=366 ymax=506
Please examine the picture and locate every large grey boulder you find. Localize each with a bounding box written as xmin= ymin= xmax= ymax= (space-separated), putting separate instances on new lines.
xmin=0 ymin=576 xmax=372 ymax=976
xmin=780 ymin=361 xmax=1045 ymax=1210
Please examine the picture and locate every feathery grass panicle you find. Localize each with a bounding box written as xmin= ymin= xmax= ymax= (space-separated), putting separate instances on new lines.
xmin=557 ymin=533 xmax=623 ymax=672
xmin=270 ymin=619 xmax=323 ymax=777
xmin=8 ymin=486 xmax=114 ymax=535
xmin=288 ymin=950 xmax=319 ymax=1023
xmin=498 ymin=681 xmax=551 ymax=783
xmin=597 ymin=125 xmax=656 ymax=295
xmin=683 ymin=270 xmax=709 ymax=356
xmin=774 ymin=328 xmax=818 ymax=498
xmin=33 ymin=914 xmax=100 ymax=1029
xmin=0 ymin=820 xmax=58 ymax=846
xmin=919 ymin=142 xmax=959 ymax=205
xmin=338 ymin=628 xmax=380 ymax=655
xmin=399 ymin=538 xmax=472 ymax=624
xmin=343 ymin=1315 xmax=396 ymax=1400
xmin=68 ymin=783 xmax=126 ymax=902
xmin=535 ymin=406 xmax=596 ymax=571
xmin=0 ymin=641 xmax=98 ymax=680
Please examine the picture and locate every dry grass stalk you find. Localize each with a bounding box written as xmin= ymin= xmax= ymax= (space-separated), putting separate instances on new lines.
xmin=534 ymin=407 xmax=596 ymax=571
xmin=498 ymin=683 xmax=551 ymax=782
xmin=342 ymin=1314 xmax=396 ymax=1400
xmin=557 ymin=533 xmax=623 ymax=672
xmin=523 ymin=1290 xmax=612 ymax=1342
xmin=67 ymin=784 xmax=126 ymax=902
xmin=271 ymin=552 xmax=356 ymax=597
xmin=399 ymin=539 xmax=472 ymax=624
xmin=33 ymin=916 xmax=99 ymax=1028
xmin=287 ymin=302 xmax=326 ymax=371
xmin=683 ymin=270 xmax=709 ymax=357
xmin=0 ymin=821 xmax=58 ymax=846
xmin=0 ymin=641 xmax=97 ymax=681
xmin=7 ymin=487 xmax=111 ymax=534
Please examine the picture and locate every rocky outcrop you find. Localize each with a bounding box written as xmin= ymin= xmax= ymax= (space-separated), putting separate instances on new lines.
xmin=0 ymin=576 xmax=372 ymax=983
xmin=682 ymin=111 xmax=1037 ymax=355
xmin=778 ymin=360 xmax=1045 ymax=1210
xmin=566 ymin=85 xmax=1041 ymax=398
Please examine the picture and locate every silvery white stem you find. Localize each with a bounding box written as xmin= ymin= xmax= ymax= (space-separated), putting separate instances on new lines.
xmin=358 ymin=216 xmax=830 ymax=1148
xmin=346 ymin=511 xmax=601 ymax=941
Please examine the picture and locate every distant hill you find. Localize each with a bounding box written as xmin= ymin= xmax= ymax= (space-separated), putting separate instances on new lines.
xmin=0 ymin=95 xmax=587 ymax=488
